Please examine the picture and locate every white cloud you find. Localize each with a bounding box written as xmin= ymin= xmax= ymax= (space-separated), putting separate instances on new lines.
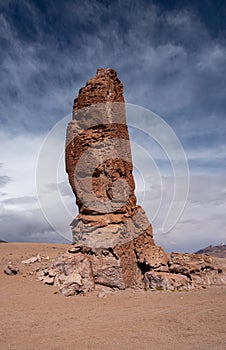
xmin=0 ymin=132 xmax=43 ymax=199
xmin=0 ymin=130 xmax=74 ymax=242
xmin=154 ymin=174 xmax=226 ymax=252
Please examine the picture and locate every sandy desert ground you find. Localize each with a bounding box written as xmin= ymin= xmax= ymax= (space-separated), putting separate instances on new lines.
xmin=0 ymin=242 xmax=226 ymax=350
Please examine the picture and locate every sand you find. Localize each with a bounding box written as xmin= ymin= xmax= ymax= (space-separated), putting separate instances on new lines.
xmin=0 ymin=243 xmax=225 ymax=350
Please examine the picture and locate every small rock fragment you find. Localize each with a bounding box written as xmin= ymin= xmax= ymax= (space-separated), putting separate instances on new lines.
xmin=60 ymin=286 xmax=76 ymax=297
xmin=97 ymin=286 xmax=114 ymax=298
xmin=63 ymin=272 xmax=83 ymax=287
xmin=22 ymin=255 xmax=41 ymax=264
xmin=68 ymin=246 xmax=82 ymax=254
xmin=43 ymin=276 xmax=55 ymax=285
xmin=97 ymin=289 xmax=106 ymax=298
xmin=48 ymin=269 xmax=57 ymax=277
xmin=4 ymin=262 xmax=19 ymax=275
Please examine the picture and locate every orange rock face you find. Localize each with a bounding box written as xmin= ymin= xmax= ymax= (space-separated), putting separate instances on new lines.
xmin=66 ymin=68 xmax=135 ymax=214
xmin=65 ymin=68 xmax=154 ymax=250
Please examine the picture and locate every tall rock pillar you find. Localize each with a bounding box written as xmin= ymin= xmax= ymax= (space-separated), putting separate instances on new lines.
xmin=65 ymin=68 xmax=157 ymax=287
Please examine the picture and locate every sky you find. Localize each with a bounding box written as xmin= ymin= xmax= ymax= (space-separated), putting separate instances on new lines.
xmin=0 ymin=0 xmax=226 ymax=252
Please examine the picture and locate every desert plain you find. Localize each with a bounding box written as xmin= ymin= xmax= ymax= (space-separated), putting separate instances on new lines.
xmin=0 ymin=242 xmax=226 ymax=350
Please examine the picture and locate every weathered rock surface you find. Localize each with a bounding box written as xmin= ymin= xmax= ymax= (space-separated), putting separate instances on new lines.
xmin=37 ymin=248 xmax=226 ymax=295
xmin=144 ymin=252 xmax=226 ymax=291
xmin=168 ymin=252 xmax=226 ymax=287
xmin=37 ymin=244 xmax=141 ymax=295
xmin=145 ymin=271 xmax=192 ymax=291
xmin=65 ymin=68 xmax=154 ymax=250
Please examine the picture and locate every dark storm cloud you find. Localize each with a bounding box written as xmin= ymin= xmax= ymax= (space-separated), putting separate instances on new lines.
xmin=0 ymin=0 xmax=225 ymax=146
xmin=152 ymin=0 xmax=226 ymax=39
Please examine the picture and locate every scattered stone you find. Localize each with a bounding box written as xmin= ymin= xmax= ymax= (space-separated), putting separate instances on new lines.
xmin=68 ymin=246 xmax=82 ymax=254
xmin=48 ymin=269 xmax=57 ymax=277
xmin=41 ymin=255 xmax=49 ymax=261
xmin=4 ymin=262 xmax=19 ymax=275
xmin=43 ymin=276 xmax=54 ymax=285
xmin=97 ymin=286 xmax=114 ymax=298
xmin=63 ymin=272 xmax=83 ymax=287
xmin=59 ymin=272 xmax=83 ymax=296
xmin=97 ymin=289 xmax=106 ymax=298
xmin=22 ymin=254 xmax=41 ymax=264
xmin=37 ymin=269 xmax=49 ymax=281
xmin=60 ymin=286 xmax=76 ymax=297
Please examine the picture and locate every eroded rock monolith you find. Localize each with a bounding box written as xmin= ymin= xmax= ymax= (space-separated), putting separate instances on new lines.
xmin=64 ymin=68 xmax=159 ymax=288
xmin=35 ymin=68 xmax=226 ymax=296
xmin=66 ymin=68 xmax=154 ymax=248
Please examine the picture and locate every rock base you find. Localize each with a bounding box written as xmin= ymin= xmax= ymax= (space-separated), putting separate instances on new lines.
xmin=38 ymin=238 xmax=226 ymax=296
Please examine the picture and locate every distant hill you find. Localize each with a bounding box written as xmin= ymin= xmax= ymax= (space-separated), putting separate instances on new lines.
xmin=0 ymin=239 xmax=7 ymax=243
xmin=195 ymin=244 xmax=226 ymax=258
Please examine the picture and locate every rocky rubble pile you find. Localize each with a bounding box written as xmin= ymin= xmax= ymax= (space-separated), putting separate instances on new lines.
xmin=37 ymin=245 xmax=226 ymax=296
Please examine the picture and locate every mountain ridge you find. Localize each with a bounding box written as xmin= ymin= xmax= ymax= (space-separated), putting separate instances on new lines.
xmin=195 ymin=244 xmax=226 ymax=258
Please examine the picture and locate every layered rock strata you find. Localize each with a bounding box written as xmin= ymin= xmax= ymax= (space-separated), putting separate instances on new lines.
xmin=65 ymin=68 xmax=156 ymax=288
xmin=66 ymin=68 xmax=154 ymax=247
